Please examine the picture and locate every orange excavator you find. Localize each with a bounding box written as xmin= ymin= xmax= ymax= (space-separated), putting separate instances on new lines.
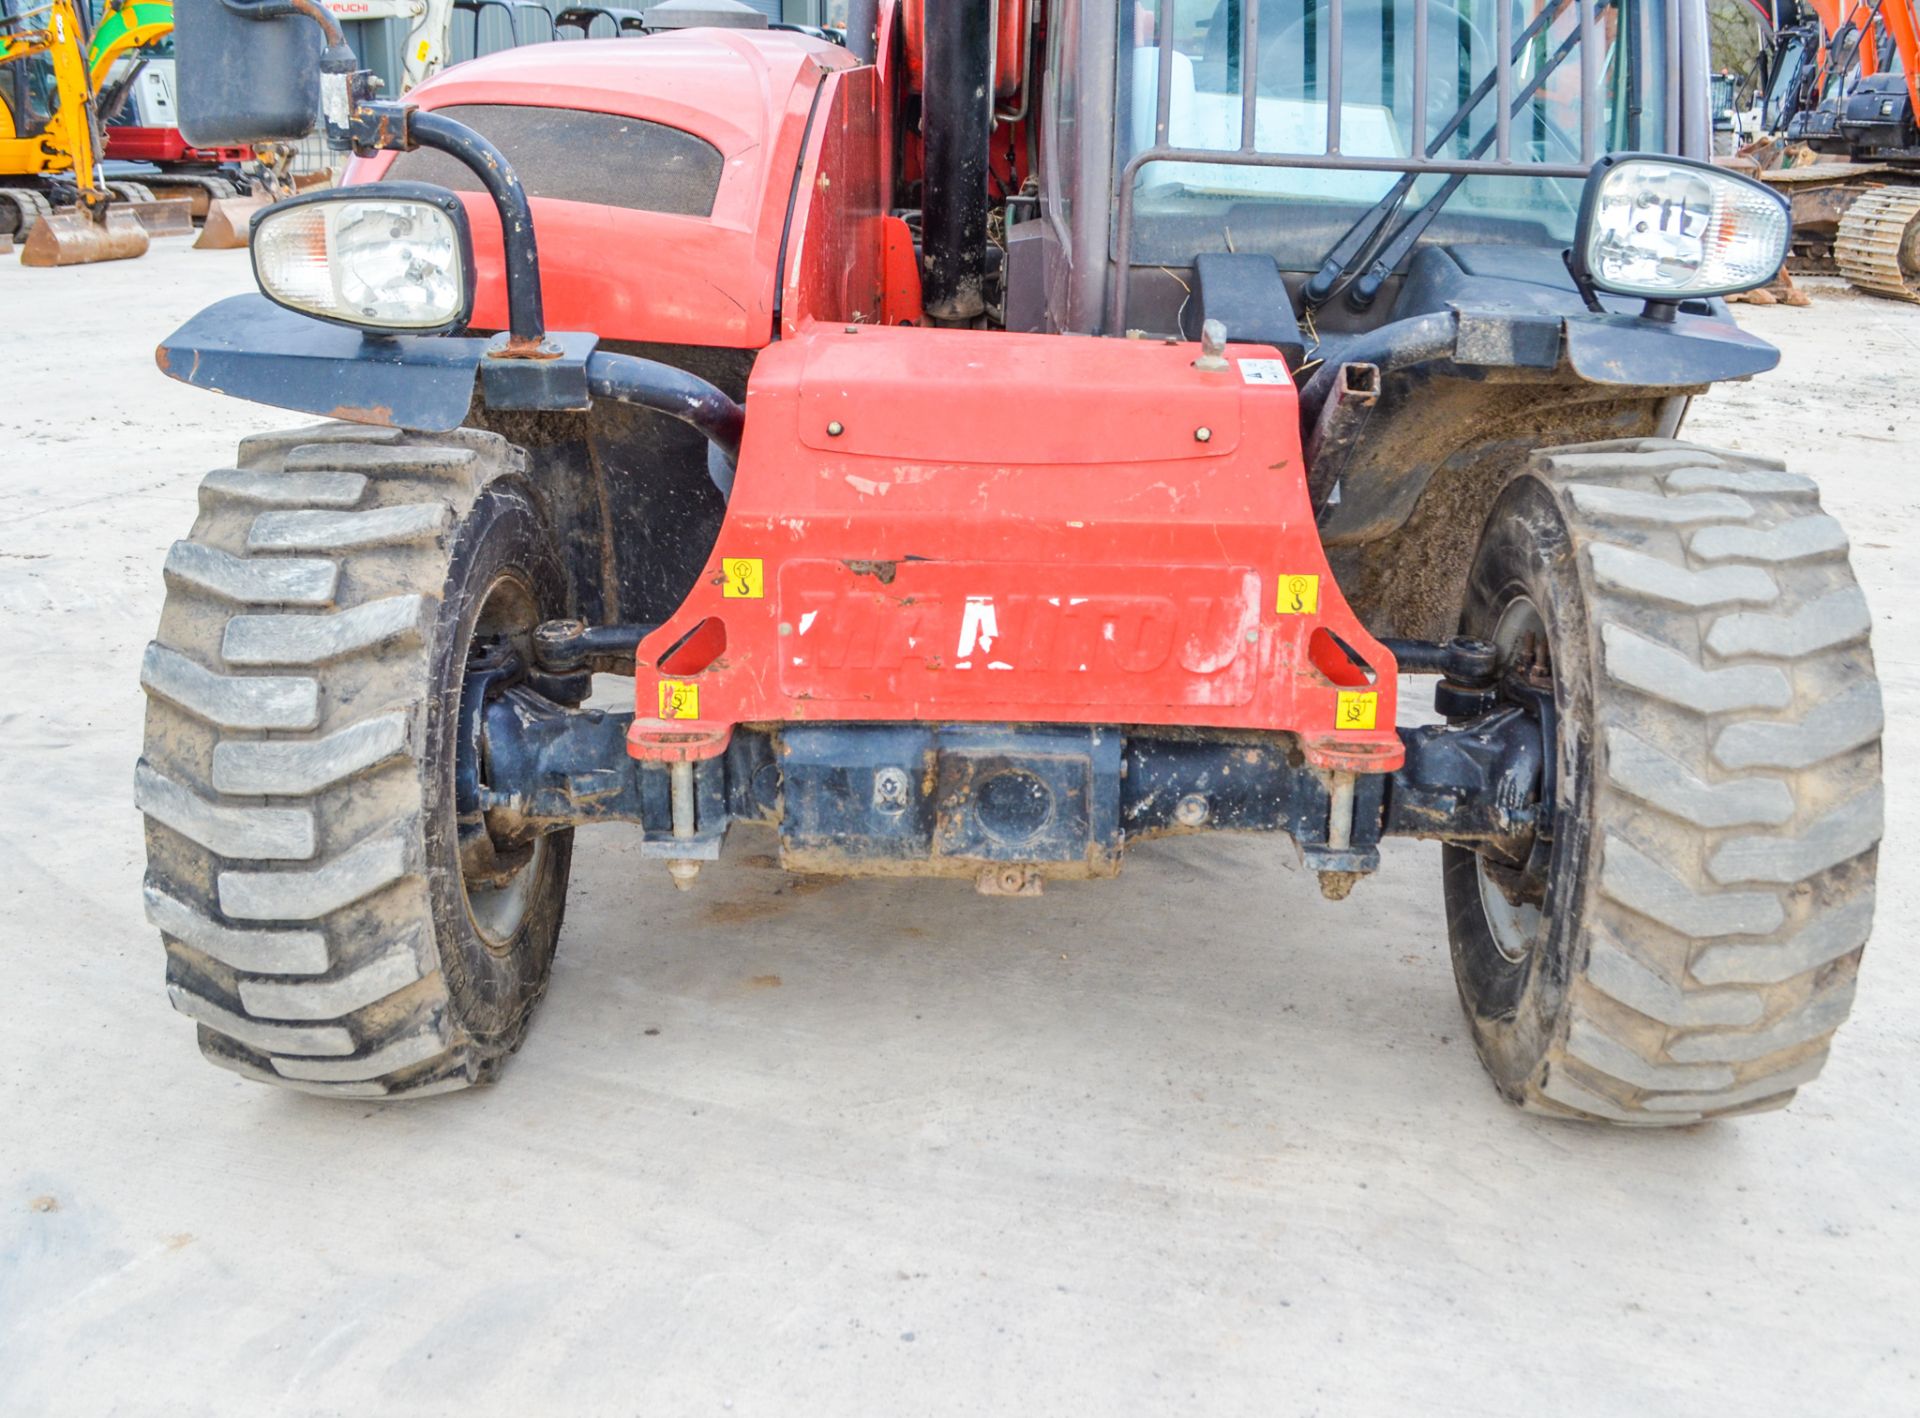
xmin=1737 ymin=0 xmax=1920 ymax=299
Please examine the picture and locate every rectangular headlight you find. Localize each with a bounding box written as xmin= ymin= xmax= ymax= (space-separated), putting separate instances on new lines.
xmin=251 ymin=182 xmax=475 ymax=335
xmin=1572 ymin=155 xmax=1791 ymax=302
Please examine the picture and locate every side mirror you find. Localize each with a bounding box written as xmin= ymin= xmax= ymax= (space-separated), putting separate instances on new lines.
xmin=174 ymin=0 xmax=324 ymax=147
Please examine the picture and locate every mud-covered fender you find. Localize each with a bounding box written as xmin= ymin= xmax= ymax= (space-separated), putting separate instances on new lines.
xmin=1306 ymin=305 xmax=1780 ymax=550
xmin=156 ymin=294 xmax=607 ymax=432
xmin=157 ymin=294 xmax=490 ymax=432
xmin=1560 ymin=308 xmax=1779 ymax=387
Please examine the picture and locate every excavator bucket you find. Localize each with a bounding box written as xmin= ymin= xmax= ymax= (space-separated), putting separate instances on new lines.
xmin=125 ymin=197 xmax=196 ymax=238
xmin=19 ymin=206 xmax=149 ymax=266
xmin=195 ymin=193 xmax=270 ymax=249
xmin=146 ymin=182 xmax=217 ymax=219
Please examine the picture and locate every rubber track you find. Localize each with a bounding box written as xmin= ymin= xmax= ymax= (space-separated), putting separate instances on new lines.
xmin=1835 ymin=186 xmax=1920 ymax=303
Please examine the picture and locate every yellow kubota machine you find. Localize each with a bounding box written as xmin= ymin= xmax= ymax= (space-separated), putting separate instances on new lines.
xmin=0 ymin=0 xmax=187 ymax=263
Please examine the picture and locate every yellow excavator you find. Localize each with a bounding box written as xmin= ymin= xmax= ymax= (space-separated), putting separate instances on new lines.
xmin=0 ymin=0 xmax=188 ymax=263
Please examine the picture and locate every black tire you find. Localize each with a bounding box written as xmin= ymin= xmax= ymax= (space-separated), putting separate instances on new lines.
xmin=1446 ymin=439 xmax=1882 ymax=1125
xmin=138 ymin=424 xmax=576 ymax=1097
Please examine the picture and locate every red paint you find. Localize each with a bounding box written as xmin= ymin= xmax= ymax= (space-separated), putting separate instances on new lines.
xmin=346 ymin=32 xmax=853 ymax=348
xmin=900 ymin=0 xmax=1028 ymax=100
xmin=779 ymin=67 xmax=887 ymax=333
xmin=630 ymin=325 xmax=1403 ymax=773
xmin=330 ymin=16 xmax=1399 ymax=769
xmin=877 ymin=215 xmax=923 ymax=326
xmin=104 ymin=127 xmax=248 ymax=163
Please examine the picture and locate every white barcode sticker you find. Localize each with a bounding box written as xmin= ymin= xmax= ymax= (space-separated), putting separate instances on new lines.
xmin=1238 ymin=358 xmax=1290 ymax=385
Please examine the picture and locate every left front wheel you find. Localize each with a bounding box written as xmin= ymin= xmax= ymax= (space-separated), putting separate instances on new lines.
xmin=138 ymin=423 xmax=574 ymax=1097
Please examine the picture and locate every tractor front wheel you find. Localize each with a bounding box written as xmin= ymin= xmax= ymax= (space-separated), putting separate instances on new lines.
xmin=138 ymin=424 xmax=575 ymax=1096
xmin=1445 ymin=439 xmax=1882 ymax=1125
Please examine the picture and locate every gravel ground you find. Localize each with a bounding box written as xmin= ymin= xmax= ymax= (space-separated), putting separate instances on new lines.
xmin=1 ymin=240 xmax=1914 ymax=1415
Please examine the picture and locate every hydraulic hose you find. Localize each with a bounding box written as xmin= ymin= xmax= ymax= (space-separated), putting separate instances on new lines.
xmin=920 ymin=0 xmax=993 ymax=321
xmin=585 ymin=351 xmax=745 ymax=466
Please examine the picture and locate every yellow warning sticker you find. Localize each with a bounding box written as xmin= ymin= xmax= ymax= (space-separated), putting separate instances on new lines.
xmin=722 ymin=557 xmax=765 ymax=599
xmin=658 ymin=680 xmax=700 ymax=720
xmin=1276 ymin=574 xmax=1320 ymax=615
xmin=417 ymin=39 xmax=430 ymax=61
xmin=1336 ymin=690 xmax=1378 ymax=731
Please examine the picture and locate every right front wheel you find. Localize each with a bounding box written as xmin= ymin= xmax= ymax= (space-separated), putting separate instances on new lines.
xmin=1446 ymin=439 xmax=1883 ymax=1125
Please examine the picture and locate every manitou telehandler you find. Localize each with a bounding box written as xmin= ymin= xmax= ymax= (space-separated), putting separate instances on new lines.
xmin=138 ymin=0 xmax=1883 ymax=1125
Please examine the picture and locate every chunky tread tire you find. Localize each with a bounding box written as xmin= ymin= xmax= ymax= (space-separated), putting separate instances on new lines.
xmin=140 ymin=423 xmax=571 ymax=1097
xmin=1449 ymin=439 xmax=1881 ymax=1125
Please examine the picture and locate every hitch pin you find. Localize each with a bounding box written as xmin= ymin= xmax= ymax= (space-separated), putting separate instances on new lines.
xmin=668 ymin=759 xmax=700 ymax=890
xmin=1327 ymin=771 xmax=1356 ymax=852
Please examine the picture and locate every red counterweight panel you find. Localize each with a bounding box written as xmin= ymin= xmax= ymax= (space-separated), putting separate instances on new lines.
xmin=629 ymin=325 xmax=1404 ymax=774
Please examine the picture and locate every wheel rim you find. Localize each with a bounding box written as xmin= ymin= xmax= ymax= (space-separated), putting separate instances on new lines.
xmin=459 ymin=571 xmax=547 ymax=954
xmin=1476 ymin=594 xmax=1549 ymax=966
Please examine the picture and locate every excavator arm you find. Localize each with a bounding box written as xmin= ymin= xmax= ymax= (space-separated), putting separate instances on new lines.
xmin=1797 ymin=0 xmax=1920 ymax=118
xmin=85 ymin=0 xmax=173 ymax=89
xmin=323 ymin=0 xmax=455 ymax=91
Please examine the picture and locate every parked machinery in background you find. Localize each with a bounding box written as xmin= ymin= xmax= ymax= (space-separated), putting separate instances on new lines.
xmin=0 ymin=0 xmax=191 ymax=262
xmin=321 ymin=0 xmax=840 ymax=98
xmin=87 ymin=0 xmax=262 ymax=218
xmin=1728 ymin=0 xmax=1920 ymax=298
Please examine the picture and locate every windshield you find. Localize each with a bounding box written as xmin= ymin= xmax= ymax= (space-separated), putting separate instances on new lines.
xmin=1762 ymin=34 xmax=1805 ymax=131
xmin=0 ymin=0 xmax=59 ymax=138
xmin=1118 ymin=0 xmax=1673 ymax=270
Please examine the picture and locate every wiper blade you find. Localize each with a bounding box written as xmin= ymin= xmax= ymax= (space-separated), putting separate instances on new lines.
xmin=1345 ymin=4 xmax=1611 ymax=312
xmin=1302 ymin=0 xmax=1574 ymax=309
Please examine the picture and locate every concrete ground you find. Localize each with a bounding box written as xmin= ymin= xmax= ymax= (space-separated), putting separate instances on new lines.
xmin=1 ymin=238 xmax=1914 ymax=1415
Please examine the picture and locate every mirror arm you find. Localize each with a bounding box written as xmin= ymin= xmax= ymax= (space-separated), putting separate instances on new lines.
xmin=219 ymin=0 xmax=363 ymax=151
xmin=216 ymin=0 xmax=552 ymax=358
xmin=219 ymin=0 xmax=345 ymax=47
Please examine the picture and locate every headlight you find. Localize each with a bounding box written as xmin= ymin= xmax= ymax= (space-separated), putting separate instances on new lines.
xmin=251 ymin=182 xmax=474 ymax=335
xmin=1572 ymin=155 xmax=1790 ymax=301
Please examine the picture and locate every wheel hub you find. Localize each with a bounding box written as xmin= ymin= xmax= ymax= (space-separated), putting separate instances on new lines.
xmin=454 ymin=576 xmax=551 ymax=953
xmin=1471 ymin=595 xmax=1557 ymax=965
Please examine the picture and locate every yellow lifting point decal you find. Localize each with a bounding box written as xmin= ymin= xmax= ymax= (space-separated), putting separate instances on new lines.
xmin=659 ymin=681 xmax=700 ymax=720
xmin=722 ymin=557 xmax=765 ymax=598
xmin=1336 ymin=690 xmax=1378 ymax=731
xmin=1276 ymin=574 xmax=1320 ymax=615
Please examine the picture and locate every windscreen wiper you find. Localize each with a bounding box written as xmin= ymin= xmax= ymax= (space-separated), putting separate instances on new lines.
xmin=1343 ymin=4 xmax=1613 ymax=311
xmin=1302 ymin=0 xmax=1574 ymax=309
